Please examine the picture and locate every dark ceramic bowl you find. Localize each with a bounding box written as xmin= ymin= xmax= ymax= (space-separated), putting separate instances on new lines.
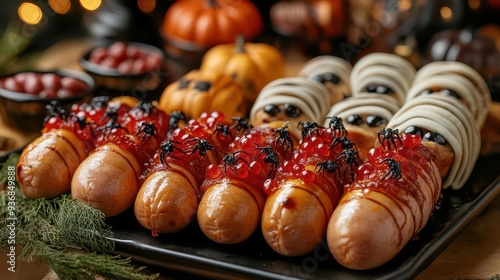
xmin=79 ymin=41 xmax=172 ymax=101
xmin=0 ymin=69 xmax=95 ymax=133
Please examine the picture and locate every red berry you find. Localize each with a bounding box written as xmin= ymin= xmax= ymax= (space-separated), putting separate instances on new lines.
xmin=206 ymin=164 xmax=221 ymax=179
xmin=249 ymin=161 xmax=262 ymax=174
xmin=301 ymin=170 xmax=315 ymax=184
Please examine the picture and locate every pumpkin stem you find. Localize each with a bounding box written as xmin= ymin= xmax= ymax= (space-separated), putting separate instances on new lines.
xmin=207 ymin=0 xmax=217 ymax=7
xmin=236 ymin=35 xmax=245 ymax=53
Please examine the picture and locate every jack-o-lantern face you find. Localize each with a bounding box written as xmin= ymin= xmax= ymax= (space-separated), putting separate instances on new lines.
xmin=158 ymin=70 xmax=245 ymax=121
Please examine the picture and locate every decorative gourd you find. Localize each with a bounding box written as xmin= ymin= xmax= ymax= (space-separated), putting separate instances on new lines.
xmin=200 ymin=35 xmax=286 ymax=107
xmin=158 ymin=70 xmax=245 ymax=121
xmin=162 ymin=0 xmax=264 ymax=49
xmin=425 ymin=28 xmax=500 ymax=79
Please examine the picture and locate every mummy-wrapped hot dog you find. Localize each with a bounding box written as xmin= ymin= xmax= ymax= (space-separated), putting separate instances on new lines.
xmin=261 ymin=120 xmax=361 ymax=256
xmin=197 ymin=122 xmax=296 ymax=244
xmin=16 ymin=97 xmax=114 ymax=199
xmin=250 ymin=77 xmax=330 ymax=139
xmin=134 ymin=112 xmax=237 ymax=235
xmin=349 ymin=52 xmax=416 ymax=106
xmin=407 ymin=61 xmax=491 ymax=128
xmin=299 ymin=55 xmax=352 ymax=106
xmin=324 ymin=93 xmax=400 ymax=160
xmin=71 ymin=101 xmax=170 ymax=217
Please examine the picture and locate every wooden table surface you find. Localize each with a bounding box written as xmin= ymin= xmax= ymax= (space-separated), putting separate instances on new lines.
xmin=1 ymin=40 xmax=500 ymax=280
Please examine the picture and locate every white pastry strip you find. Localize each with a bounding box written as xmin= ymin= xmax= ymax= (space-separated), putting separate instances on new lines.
xmin=299 ymin=55 xmax=352 ymax=88
xmin=350 ymin=52 xmax=416 ymax=86
xmin=350 ymin=66 xmax=409 ymax=105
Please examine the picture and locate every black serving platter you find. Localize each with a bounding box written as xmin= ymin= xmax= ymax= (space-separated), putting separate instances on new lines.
xmin=107 ymin=154 xmax=500 ymax=280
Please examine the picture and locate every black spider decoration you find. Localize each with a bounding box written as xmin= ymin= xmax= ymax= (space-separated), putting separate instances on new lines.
xmin=135 ymin=122 xmax=158 ymax=142
xmin=100 ymin=106 xmax=120 ymax=123
xmin=184 ymin=138 xmax=217 ymax=159
xmin=378 ymin=128 xmax=402 ymax=150
xmin=255 ymin=144 xmax=280 ymax=178
xmin=159 ymin=140 xmax=183 ymax=165
xmin=212 ymin=123 xmax=233 ymax=140
xmin=330 ymin=136 xmax=357 ymax=150
xmin=336 ymin=148 xmax=362 ymax=181
xmin=297 ymin=121 xmax=322 ymax=140
xmin=380 ymin=158 xmax=402 ymax=181
xmin=44 ymin=101 xmax=68 ymax=123
xmin=168 ymin=111 xmax=186 ymax=134
xmin=230 ymin=117 xmax=253 ymax=135
xmin=133 ymin=101 xmax=156 ymax=115
xmin=73 ymin=114 xmax=95 ymax=136
xmin=222 ymin=150 xmax=250 ymax=174
xmin=274 ymin=124 xmax=294 ymax=151
xmin=96 ymin=118 xmax=128 ymax=137
xmin=325 ymin=116 xmax=347 ymax=137
xmin=90 ymin=96 xmax=109 ymax=108
xmin=314 ymin=160 xmax=340 ymax=178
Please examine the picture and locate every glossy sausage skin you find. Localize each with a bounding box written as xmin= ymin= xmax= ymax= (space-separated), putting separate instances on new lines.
xmin=17 ymin=129 xmax=87 ymax=199
xmin=134 ymin=112 xmax=234 ymax=235
xmin=326 ymin=133 xmax=441 ymax=270
xmin=261 ymin=124 xmax=358 ymax=256
xmin=71 ymin=143 xmax=141 ymax=217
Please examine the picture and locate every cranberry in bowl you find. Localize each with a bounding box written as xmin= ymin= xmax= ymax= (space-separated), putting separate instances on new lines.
xmin=0 ymin=69 xmax=94 ymax=133
xmin=79 ymin=41 xmax=171 ymax=100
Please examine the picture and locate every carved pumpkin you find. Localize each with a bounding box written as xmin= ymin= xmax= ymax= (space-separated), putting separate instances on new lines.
xmin=200 ymin=35 xmax=286 ymax=107
xmin=158 ymin=70 xmax=245 ymax=120
xmin=162 ymin=0 xmax=264 ymax=49
xmin=425 ymin=28 xmax=500 ymax=79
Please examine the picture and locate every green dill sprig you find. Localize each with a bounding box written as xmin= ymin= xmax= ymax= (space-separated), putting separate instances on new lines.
xmin=0 ymin=153 xmax=158 ymax=279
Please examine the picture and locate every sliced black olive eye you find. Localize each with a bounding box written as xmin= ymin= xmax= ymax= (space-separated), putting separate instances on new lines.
xmin=178 ymin=79 xmax=190 ymax=89
xmin=366 ymin=115 xmax=386 ymax=127
xmin=312 ymin=75 xmax=326 ymax=84
xmin=194 ymin=81 xmax=212 ymax=91
xmin=423 ymin=131 xmax=447 ymax=145
xmin=440 ymin=89 xmax=460 ymax=99
xmin=365 ymin=83 xmax=393 ymax=94
xmin=263 ymin=104 xmax=280 ymax=116
xmin=404 ymin=125 xmax=423 ymax=137
xmin=284 ymin=104 xmax=301 ymax=118
xmin=312 ymin=73 xmax=341 ymax=85
xmin=418 ymin=89 xmax=433 ymax=96
xmin=346 ymin=114 xmax=363 ymax=125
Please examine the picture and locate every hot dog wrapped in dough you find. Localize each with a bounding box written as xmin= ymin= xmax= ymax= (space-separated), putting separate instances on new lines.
xmin=324 ymin=93 xmax=401 ymax=160
xmin=71 ymin=100 xmax=170 ymax=217
xmin=16 ymin=96 xmax=114 ymax=199
xmin=349 ymin=52 xmax=416 ymax=106
xmin=261 ymin=120 xmax=361 ymax=256
xmin=299 ymin=55 xmax=352 ymax=106
xmin=250 ymin=77 xmax=330 ymax=139
xmin=134 ymin=112 xmax=237 ymax=235
xmin=197 ymin=122 xmax=296 ymax=244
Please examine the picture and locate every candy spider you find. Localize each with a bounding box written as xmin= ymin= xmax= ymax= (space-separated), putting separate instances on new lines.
xmin=314 ymin=160 xmax=340 ymax=178
xmin=380 ymin=158 xmax=402 ymax=181
xmin=184 ymin=138 xmax=217 ymax=159
xmin=255 ymin=145 xmax=280 ymax=178
xmin=337 ymin=148 xmax=362 ymax=181
xmin=212 ymin=123 xmax=233 ymax=140
xmin=378 ymin=128 xmax=402 ymax=150
xmin=72 ymin=114 xmax=95 ymax=136
xmin=133 ymin=101 xmax=156 ymax=115
xmin=90 ymin=96 xmax=109 ymax=108
xmin=100 ymin=106 xmax=120 ymax=124
xmin=330 ymin=136 xmax=357 ymax=150
xmin=135 ymin=122 xmax=158 ymax=142
xmin=96 ymin=118 xmax=128 ymax=137
xmin=168 ymin=111 xmax=186 ymax=135
xmin=325 ymin=116 xmax=347 ymax=137
xmin=230 ymin=117 xmax=253 ymax=135
xmin=44 ymin=101 xmax=68 ymax=123
xmin=222 ymin=150 xmax=250 ymax=174
xmin=159 ymin=140 xmax=183 ymax=165
xmin=274 ymin=124 xmax=294 ymax=151
xmin=298 ymin=121 xmax=322 ymax=140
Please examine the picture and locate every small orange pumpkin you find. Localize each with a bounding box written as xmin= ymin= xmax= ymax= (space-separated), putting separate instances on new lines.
xmin=158 ymin=70 xmax=245 ymax=120
xmin=162 ymin=0 xmax=264 ymax=49
xmin=200 ymin=35 xmax=286 ymax=107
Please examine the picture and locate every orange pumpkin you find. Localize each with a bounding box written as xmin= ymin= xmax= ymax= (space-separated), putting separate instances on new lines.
xmin=158 ymin=70 xmax=245 ymax=120
xmin=200 ymin=35 xmax=286 ymax=107
xmin=162 ymin=0 xmax=264 ymax=49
